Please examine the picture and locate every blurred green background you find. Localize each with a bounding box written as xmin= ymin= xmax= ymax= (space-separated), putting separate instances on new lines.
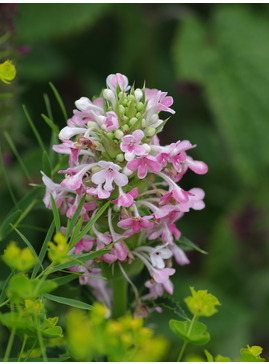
xmin=1 ymin=3 xmax=269 ymax=361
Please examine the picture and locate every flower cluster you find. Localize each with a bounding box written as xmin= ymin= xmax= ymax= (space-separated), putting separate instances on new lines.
xmin=42 ymin=73 xmax=208 ymax=312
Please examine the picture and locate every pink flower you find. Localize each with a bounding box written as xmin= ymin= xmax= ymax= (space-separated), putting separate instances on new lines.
xmin=120 ymin=130 xmax=146 ymax=161
xmin=74 ymin=237 xmax=94 ymax=255
xmin=102 ymin=111 xmax=119 ymax=132
xmin=86 ymin=184 xmax=111 ymax=200
xmin=60 ymin=163 xmax=96 ymax=191
xmin=127 ymin=155 xmax=161 ymax=179
xmin=106 ymin=73 xmax=130 ymax=93
xmin=170 ymin=243 xmax=190 ymax=266
xmin=145 ymin=88 xmax=175 ymax=115
xmin=118 ymin=215 xmax=154 ymax=235
xmin=111 ymin=187 xmax=138 ymax=209
xmin=91 ymin=161 xmax=128 ymax=191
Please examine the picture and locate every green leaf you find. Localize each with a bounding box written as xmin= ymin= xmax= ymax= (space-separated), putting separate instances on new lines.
xmin=0 ymin=210 xmax=22 ymax=240
xmin=52 ymin=274 xmax=78 ymax=286
xmin=69 ymin=214 xmax=85 ymax=249
xmin=0 ymin=312 xmax=35 ymax=331
xmin=240 ymin=346 xmax=265 ymax=362
xmin=65 ymin=194 xmax=86 ymax=239
xmin=169 ymin=319 xmax=210 ymax=346
xmin=152 ymin=296 xmax=190 ymax=321
xmin=74 ymin=200 xmax=111 ymax=245
xmin=22 ymin=104 xmax=46 ymax=154
xmin=204 ymin=350 xmax=214 ymax=362
xmin=42 ymin=150 xmax=52 ymax=178
xmin=215 ymin=354 xmax=232 ymax=362
xmin=7 ymin=274 xmax=57 ymax=300
xmin=40 ymin=325 xmax=63 ymax=338
xmin=31 ymin=220 xmax=55 ymax=279
xmin=0 ymin=272 xmax=13 ymax=305
xmin=10 ymin=224 xmax=42 ymax=271
xmin=49 ymin=82 xmax=67 ymax=121
xmin=4 ymin=131 xmax=32 ymax=182
xmin=0 ymin=188 xmax=41 ymax=241
xmin=184 ymin=287 xmax=221 ymax=317
xmin=43 ymin=293 xmax=92 ymax=310
xmin=50 ymin=194 xmax=61 ymax=233
xmin=41 ymin=114 xmax=59 ymax=135
xmin=49 ymin=248 xmax=110 ymax=274
xmin=0 ymin=146 xmax=17 ymax=207
xmin=177 ymin=236 xmax=207 ymax=254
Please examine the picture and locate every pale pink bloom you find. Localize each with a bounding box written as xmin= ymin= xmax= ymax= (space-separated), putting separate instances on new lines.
xmin=102 ymin=111 xmax=119 ymax=132
xmin=111 ymin=187 xmax=138 ymax=209
xmin=91 ymin=161 xmax=128 ymax=192
xmin=75 ymin=96 xmax=104 ymax=115
xmin=59 ymin=126 xmax=88 ymax=140
xmin=101 ymin=242 xmax=127 ymax=263
xmin=145 ymin=88 xmax=175 ymax=115
xmin=175 ymin=188 xmax=205 ymax=213
xmin=41 ymin=171 xmax=69 ymax=211
xmin=92 ymin=225 xmax=112 ymax=250
xmin=86 ymin=184 xmax=111 ymax=200
xmin=120 ymin=130 xmax=146 ymax=161
xmin=66 ymin=196 xmax=97 ymax=221
xmin=143 ymin=278 xmax=174 ymax=300
xmin=170 ymin=243 xmax=190 ymax=265
xmin=127 ymin=155 xmax=161 ymax=179
xmin=60 ymin=163 xmax=97 ymax=191
xmin=106 ymin=73 xmax=130 ymax=93
xmin=157 ymin=171 xmax=190 ymax=204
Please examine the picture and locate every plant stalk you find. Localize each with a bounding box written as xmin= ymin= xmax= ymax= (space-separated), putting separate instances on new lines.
xmin=112 ymin=276 xmax=127 ymax=318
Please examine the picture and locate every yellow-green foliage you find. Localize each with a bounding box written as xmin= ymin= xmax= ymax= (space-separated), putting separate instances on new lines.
xmin=66 ymin=302 xmax=168 ymax=361
xmin=3 ymin=241 xmax=36 ymax=272
xmin=0 ymin=60 xmax=16 ymax=84
xmin=184 ymin=287 xmax=221 ymax=317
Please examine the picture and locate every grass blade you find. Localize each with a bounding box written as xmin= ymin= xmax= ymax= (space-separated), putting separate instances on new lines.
xmin=177 ymin=236 xmax=207 ymax=254
xmin=0 ymin=272 xmax=13 ymax=305
xmin=0 ymin=210 xmax=22 ymax=240
xmin=43 ymin=293 xmax=92 ymax=310
xmin=43 ymin=93 xmax=54 ymax=122
xmin=41 ymin=114 xmax=59 ymax=135
xmin=68 ymin=214 xmax=85 ymax=249
xmin=42 ymin=150 xmax=52 ymax=178
xmin=50 ymin=194 xmax=61 ymax=233
xmin=49 ymin=82 xmax=68 ymax=121
xmin=74 ymin=201 xmax=110 ymax=245
xmin=4 ymin=131 xmax=32 ymax=183
xmin=0 ymin=146 xmax=17 ymax=207
xmin=31 ymin=220 xmax=55 ymax=279
xmin=51 ymin=274 xmax=79 ymax=286
xmin=65 ymin=195 xmax=86 ymax=239
xmin=10 ymin=224 xmax=43 ymax=271
xmin=22 ymin=104 xmax=46 ymax=153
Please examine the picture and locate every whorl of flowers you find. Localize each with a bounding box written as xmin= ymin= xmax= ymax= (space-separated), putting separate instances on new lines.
xmin=42 ymin=73 xmax=208 ymax=313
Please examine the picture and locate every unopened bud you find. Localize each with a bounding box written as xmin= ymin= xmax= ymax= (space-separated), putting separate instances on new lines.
xmin=129 ymin=117 xmax=138 ymax=126
xmin=114 ymin=130 xmax=124 ymax=139
xmin=141 ymin=118 xmax=146 ymax=128
xmin=116 ymin=153 xmax=124 ymax=162
xmin=150 ymin=113 xmax=159 ymax=123
xmin=144 ymin=127 xmax=156 ymax=137
xmin=127 ymin=94 xmax=135 ymax=102
xmin=134 ymin=89 xmax=143 ymax=103
xmin=119 ymin=105 xmax=125 ymax=115
xmin=103 ymin=89 xmax=116 ymax=108
xmin=123 ymin=166 xmax=133 ymax=176
xmin=143 ymin=144 xmax=151 ymax=154
xmin=137 ymin=102 xmax=144 ymax=112
xmin=87 ymin=121 xmax=98 ymax=129
xmin=122 ymin=124 xmax=129 ymax=132
xmin=106 ymin=132 xmax=114 ymax=139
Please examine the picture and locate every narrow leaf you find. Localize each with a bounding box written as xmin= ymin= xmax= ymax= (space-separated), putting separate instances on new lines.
xmin=0 ymin=210 xmax=21 ymax=240
xmin=0 ymin=146 xmax=17 ymax=207
xmin=43 ymin=293 xmax=92 ymax=310
xmin=41 ymin=114 xmax=59 ymax=135
xmin=177 ymin=236 xmax=207 ymax=254
xmin=42 ymin=150 xmax=52 ymax=178
xmin=49 ymin=82 xmax=68 ymax=121
xmin=68 ymin=214 xmax=85 ymax=249
xmin=75 ymin=200 xmax=110 ymax=244
xmin=22 ymin=104 xmax=46 ymax=153
xmin=65 ymin=195 xmax=86 ymax=239
xmin=4 ymin=131 xmax=32 ymax=182
xmin=0 ymin=272 xmax=13 ymax=305
xmin=50 ymin=194 xmax=61 ymax=233
xmin=49 ymin=248 xmax=109 ymax=274
xmin=51 ymin=274 xmax=78 ymax=286
xmin=0 ymin=93 xmax=12 ymax=99
xmin=31 ymin=220 xmax=55 ymax=279
xmin=10 ymin=224 xmax=43 ymax=271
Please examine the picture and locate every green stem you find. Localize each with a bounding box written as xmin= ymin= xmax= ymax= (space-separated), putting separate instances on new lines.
xmin=112 ymin=276 xmax=127 ymax=318
xmin=17 ymin=335 xmax=27 ymax=362
xmin=4 ymin=327 xmax=16 ymax=362
xmin=34 ymin=315 xmax=47 ymax=362
xmin=177 ymin=314 xmax=198 ymax=362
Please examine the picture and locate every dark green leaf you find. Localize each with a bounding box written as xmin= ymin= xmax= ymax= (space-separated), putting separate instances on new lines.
xmin=65 ymin=195 xmax=86 ymax=240
xmin=177 ymin=236 xmax=207 ymax=254
xmin=49 ymin=82 xmax=67 ymax=121
xmin=0 ymin=210 xmax=22 ymax=241
xmin=22 ymin=104 xmax=46 ymax=154
xmin=42 ymin=150 xmax=52 ymax=178
xmin=50 ymin=194 xmax=61 ymax=233
xmin=41 ymin=114 xmax=59 ymax=135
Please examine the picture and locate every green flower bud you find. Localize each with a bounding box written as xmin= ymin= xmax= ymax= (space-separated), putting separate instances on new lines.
xmin=141 ymin=118 xmax=146 ymax=128
xmin=116 ymin=153 xmax=124 ymax=162
xmin=129 ymin=117 xmax=138 ymax=126
xmin=136 ymin=102 xmax=144 ymax=112
xmin=136 ymin=112 xmax=141 ymax=118
xmin=106 ymin=132 xmax=114 ymax=139
xmin=127 ymin=94 xmax=135 ymax=102
xmin=144 ymin=127 xmax=156 ymax=137
xmin=115 ymin=130 xmax=124 ymax=139
xmin=122 ymin=124 xmax=129 ymax=131
xmin=119 ymin=105 xmax=125 ymax=115
xmin=87 ymin=121 xmax=97 ymax=128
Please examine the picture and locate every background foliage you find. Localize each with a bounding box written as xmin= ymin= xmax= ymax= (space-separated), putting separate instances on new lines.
xmin=0 ymin=3 xmax=269 ymax=360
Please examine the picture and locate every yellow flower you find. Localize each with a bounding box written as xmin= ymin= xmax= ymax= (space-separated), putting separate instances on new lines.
xmin=0 ymin=60 xmax=16 ymax=84
xmin=48 ymin=233 xmax=69 ymax=264
xmin=3 ymin=241 xmax=36 ymax=271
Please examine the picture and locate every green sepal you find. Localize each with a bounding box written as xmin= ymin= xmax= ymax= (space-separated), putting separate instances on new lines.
xmin=169 ymin=319 xmax=210 ymax=345
xmin=204 ymin=349 xmax=214 ymax=362
xmin=184 ymin=287 xmax=221 ymax=317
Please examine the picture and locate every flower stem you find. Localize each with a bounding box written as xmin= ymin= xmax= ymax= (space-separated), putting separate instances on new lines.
xmin=177 ymin=314 xmax=197 ymax=362
xmin=4 ymin=327 xmax=16 ymax=362
xmin=112 ymin=276 xmax=127 ymax=318
xmin=17 ymin=335 xmax=27 ymax=362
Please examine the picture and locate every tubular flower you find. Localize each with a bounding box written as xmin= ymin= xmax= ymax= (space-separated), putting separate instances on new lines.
xmin=42 ymin=72 xmax=208 ymax=314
